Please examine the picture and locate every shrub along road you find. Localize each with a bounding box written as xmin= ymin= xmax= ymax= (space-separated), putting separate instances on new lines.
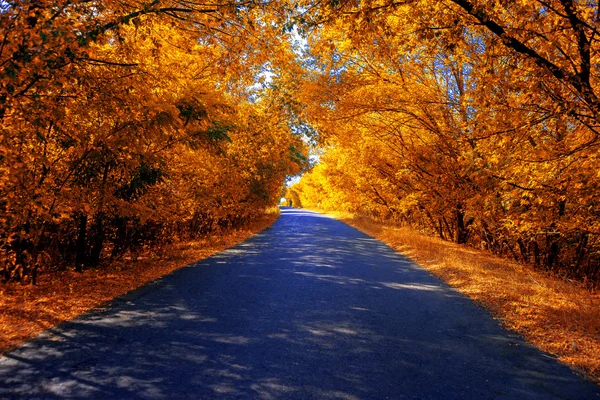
xmin=0 ymin=208 xmax=598 ymax=399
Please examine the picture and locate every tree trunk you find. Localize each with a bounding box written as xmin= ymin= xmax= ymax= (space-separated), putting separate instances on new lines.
xmin=31 ymin=255 xmax=39 ymax=286
xmin=455 ymin=204 xmax=468 ymax=244
xmin=438 ymin=218 xmax=446 ymax=240
xmin=546 ymin=236 xmax=560 ymax=271
xmin=574 ymin=232 xmax=588 ymax=272
xmin=89 ymin=212 xmax=105 ymax=267
xmin=89 ymin=163 xmax=109 ymax=267
xmin=75 ymin=213 xmax=87 ymax=272
xmin=111 ymin=217 xmax=127 ymax=259
xmin=517 ymin=238 xmax=528 ymax=263
xmin=531 ymin=240 xmax=540 ymax=268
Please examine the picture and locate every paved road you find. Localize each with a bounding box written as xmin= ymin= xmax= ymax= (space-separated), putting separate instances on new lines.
xmin=1 ymin=208 xmax=598 ymax=399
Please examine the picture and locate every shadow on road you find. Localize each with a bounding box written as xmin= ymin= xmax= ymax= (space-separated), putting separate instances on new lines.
xmin=1 ymin=208 xmax=598 ymax=399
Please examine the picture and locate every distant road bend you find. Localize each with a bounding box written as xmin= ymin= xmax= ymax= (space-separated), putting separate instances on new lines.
xmin=0 ymin=208 xmax=598 ymax=399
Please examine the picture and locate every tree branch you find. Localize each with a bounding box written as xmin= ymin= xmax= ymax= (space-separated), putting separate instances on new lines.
xmin=449 ymin=0 xmax=600 ymax=116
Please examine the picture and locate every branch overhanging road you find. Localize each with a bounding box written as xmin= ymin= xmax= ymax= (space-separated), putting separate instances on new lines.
xmin=1 ymin=208 xmax=598 ymax=399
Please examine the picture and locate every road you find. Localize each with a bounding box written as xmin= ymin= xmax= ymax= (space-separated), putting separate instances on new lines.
xmin=0 ymin=208 xmax=598 ymax=399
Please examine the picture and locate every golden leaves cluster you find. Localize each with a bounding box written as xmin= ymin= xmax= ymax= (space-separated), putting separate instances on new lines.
xmin=292 ymin=0 xmax=600 ymax=283
xmin=0 ymin=1 xmax=306 ymax=282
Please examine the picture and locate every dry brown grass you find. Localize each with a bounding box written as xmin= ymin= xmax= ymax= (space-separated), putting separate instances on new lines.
xmin=0 ymin=211 xmax=278 ymax=355
xmin=324 ymin=211 xmax=600 ymax=384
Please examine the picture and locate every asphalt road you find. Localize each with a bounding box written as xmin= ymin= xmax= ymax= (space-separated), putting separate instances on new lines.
xmin=1 ymin=208 xmax=598 ymax=399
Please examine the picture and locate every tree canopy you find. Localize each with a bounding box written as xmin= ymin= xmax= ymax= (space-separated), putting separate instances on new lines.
xmin=2 ymin=0 xmax=600 ymax=284
xmin=291 ymin=0 xmax=600 ymax=284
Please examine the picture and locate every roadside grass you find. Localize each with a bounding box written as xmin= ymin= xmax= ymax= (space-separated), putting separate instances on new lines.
xmin=322 ymin=210 xmax=600 ymax=384
xmin=0 ymin=210 xmax=279 ymax=355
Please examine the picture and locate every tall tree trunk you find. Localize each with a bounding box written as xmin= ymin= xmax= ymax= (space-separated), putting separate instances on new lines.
xmin=75 ymin=212 xmax=88 ymax=272
xmin=574 ymin=232 xmax=588 ymax=272
xmin=111 ymin=217 xmax=127 ymax=259
xmin=443 ymin=216 xmax=454 ymax=242
xmin=13 ymin=215 xmax=32 ymax=282
xmin=89 ymin=163 xmax=109 ymax=267
xmin=517 ymin=238 xmax=528 ymax=263
xmin=438 ymin=218 xmax=446 ymax=240
xmin=546 ymin=230 xmax=560 ymax=271
xmin=455 ymin=203 xmax=468 ymax=244
xmin=89 ymin=212 xmax=105 ymax=266
xmin=531 ymin=240 xmax=540 ymax=268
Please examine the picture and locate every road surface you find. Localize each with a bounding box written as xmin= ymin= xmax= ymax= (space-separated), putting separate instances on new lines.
xmin=1 ymin=208 xmax=598 ymax=399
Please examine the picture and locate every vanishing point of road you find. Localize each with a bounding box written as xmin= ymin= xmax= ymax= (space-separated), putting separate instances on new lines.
xmin=1 ymin=208 xmax=598 ymax=399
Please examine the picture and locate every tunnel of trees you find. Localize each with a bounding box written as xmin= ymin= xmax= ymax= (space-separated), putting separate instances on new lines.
xmin=2 ymin=0 xmax=600 ymax=286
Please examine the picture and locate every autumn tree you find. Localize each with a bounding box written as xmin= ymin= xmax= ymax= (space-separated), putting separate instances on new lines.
xmin=292 ymin=0 xmax=600 ymax=283
xmin=0 ymin=1 xmax=307 ymax=283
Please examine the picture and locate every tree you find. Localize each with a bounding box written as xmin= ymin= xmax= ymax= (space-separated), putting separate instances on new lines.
xmin=292 ymin=0 xmax=600 ymax=282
